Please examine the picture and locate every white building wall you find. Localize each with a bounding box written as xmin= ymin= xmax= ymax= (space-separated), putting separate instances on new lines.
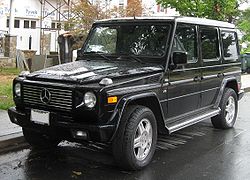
xmin=100 ymin=0 xmax=178 ymax=16
xmin=0 ymin=0 xmax=66 ymax=54
xmin=0 ymin=0 xmax=177 ymax=56
xmin=142 ymin=0 xmax=178 ymax=16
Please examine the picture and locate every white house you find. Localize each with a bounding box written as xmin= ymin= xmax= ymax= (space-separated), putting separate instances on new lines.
xmin=0 ymin=0 xmax=68 ymax=55
xmin=0 ymin=0 xmax=177 ymax=56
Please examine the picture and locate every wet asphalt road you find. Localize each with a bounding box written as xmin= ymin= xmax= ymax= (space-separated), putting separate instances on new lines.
xmin=0 ymin=93 xmax=250 ymax=180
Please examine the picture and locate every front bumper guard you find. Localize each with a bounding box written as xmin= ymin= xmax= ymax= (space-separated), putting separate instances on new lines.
xmin=8 ymin=107 xmax=115 ymax=143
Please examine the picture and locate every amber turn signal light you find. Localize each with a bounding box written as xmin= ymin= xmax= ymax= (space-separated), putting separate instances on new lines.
xmin=108 ymin=96 xmax=117 ymax=104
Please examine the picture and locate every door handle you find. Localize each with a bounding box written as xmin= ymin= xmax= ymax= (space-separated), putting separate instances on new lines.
xmin=217 ymin=73 xmax=224 ymax=78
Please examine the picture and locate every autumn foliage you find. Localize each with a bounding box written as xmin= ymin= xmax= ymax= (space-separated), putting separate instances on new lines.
xmin=126 ymin=0 xmax=143 ymax=17
xmin=63 ymin=0 xmax=144 ymax=49
xmin=65 ymin=0 xmax=144 ymax=35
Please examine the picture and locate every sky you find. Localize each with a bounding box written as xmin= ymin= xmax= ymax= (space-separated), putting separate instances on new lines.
xmin=239 ymin=1 xmax=250 ymax=10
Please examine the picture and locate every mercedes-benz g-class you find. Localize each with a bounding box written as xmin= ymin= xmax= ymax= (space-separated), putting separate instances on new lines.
xmin=8 ymin=17 xmax=244 ymax=170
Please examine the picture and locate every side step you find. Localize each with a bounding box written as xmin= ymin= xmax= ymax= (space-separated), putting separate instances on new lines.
xmin=166 ymin=108 xmax=221 ymax=134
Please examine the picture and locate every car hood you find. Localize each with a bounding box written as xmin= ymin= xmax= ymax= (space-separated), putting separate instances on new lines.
xmin=26 ymin=60 xmax=163 ymax=84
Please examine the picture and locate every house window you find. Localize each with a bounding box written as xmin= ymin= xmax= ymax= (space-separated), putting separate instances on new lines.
xmin=24 ymin=20 xmax=29 ymax=28
xmin=6 ymin=19 xmax=9 ymax=28
xmin=51 ymin=22 xmax=56 ymax=29
xmin=57 ymin=23 xmax=61 ymax=29
xmin=31 ymin=21 xmax=36 ymax=29
xmin=14 ymin=19 xmax=20 ymax=28
xmin=160 ymin=6 xmax=165 ymax=12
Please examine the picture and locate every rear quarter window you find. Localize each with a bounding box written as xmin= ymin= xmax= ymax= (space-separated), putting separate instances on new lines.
xmin=221 ymin=31 xmax=238 ymax=60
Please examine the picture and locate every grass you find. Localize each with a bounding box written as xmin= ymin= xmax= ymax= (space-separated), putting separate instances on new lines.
xmin=0 ymin=68 xmax=21 ymax=110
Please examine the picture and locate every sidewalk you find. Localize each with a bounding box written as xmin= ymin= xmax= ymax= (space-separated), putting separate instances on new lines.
xmin=241 ymin=73 xmax=250 ymax=91
xmin=0 ymin=110 xmax=27 ymax=154
xmin=0 ymin=74 xmax=250 ymax=153
xmin=0 ymin=110 xmax=22 ymax=137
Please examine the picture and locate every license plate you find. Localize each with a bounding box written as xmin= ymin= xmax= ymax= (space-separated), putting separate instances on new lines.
xmin=30 ymin=109 xmax=50 ymax=125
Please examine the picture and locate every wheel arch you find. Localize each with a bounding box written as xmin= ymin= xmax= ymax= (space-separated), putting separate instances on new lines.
xmin=128 ymin=94 xmax=167 ymax=134
xmin=109 ymin=92 xmax=167 ymax=142
xmin=214 ymin=77 xmax=239 ymax=108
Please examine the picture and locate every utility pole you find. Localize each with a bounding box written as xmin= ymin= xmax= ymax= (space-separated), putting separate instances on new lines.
xmin=9 ymin=0 xmax=15 ymax=35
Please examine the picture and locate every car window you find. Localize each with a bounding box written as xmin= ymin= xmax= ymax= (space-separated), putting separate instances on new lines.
xmin=221 ymin=31 xmax=238 ymax=60
xmin=173 ymin=24 xmax=197 ymax=63
xmin=200 ymin=27 xmax=220 ymax=61
xmin=84 ymin=24 xmax=170 ymax=57
xmin=86 ymin=27 xmax=117 ymax=53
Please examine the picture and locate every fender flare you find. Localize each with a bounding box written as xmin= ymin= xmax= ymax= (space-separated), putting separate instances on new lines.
xmin=108 ymin=92 xmax=165 ymax=142
xmin=213 ymin=76 xmax=238 ymax=108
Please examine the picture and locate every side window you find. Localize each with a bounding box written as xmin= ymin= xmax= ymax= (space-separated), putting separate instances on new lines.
xmin=200 ymin=27 xmax=220 ymax=61
xmin=221 ymin=31 xmax=238 ymax=60
xmin=173 ymin=24 xmax=197 ymax=63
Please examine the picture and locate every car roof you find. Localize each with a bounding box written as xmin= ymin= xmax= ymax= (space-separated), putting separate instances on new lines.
xmin=95 ymin=16 xmax=235 ymax=29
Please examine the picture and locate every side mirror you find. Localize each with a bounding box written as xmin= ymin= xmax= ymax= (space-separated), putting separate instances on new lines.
xmin=77 ymin=49 xmax=83 ymax=57
xmin=76 ymin=49 xmax=84 ymax=60
xmin=173 ymin=51 xmax=188 ymax=65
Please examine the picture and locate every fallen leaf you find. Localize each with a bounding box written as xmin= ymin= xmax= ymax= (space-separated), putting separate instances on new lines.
xmin=72 ymin=171 xmax=82 ymax=176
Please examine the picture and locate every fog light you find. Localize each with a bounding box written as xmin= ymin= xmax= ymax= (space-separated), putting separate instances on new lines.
xmin=72 ymin=130 xmax=88 ymax=140
xmin=76 ymin=131 xmax=87 ymax=137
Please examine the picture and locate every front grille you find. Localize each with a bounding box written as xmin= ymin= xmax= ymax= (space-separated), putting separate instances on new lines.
xmin=23 ymin=84 xmax=73 ymax=111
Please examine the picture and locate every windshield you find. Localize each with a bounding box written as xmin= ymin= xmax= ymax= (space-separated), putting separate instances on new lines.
xmin=83 ymin=24 xmax=170 ymax=57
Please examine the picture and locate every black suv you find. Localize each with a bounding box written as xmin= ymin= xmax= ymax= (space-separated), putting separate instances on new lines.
xmin=9 ymin=17 xmax=244 ymax=170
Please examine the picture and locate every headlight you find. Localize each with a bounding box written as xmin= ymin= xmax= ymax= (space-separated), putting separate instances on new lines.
xmin=84 ymin=92 xmax=96 ymax=108
xmin=14 ymin=83 xmax=21 ymax=97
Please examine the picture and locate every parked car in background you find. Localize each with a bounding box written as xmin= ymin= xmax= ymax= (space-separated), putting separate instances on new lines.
xmin=241 ymin=53 xmax=250 ymax=73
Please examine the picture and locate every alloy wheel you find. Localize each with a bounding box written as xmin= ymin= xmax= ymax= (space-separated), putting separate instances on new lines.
xmin=225 ymin=96 xmax=236 ymax=124
xmin=133 ymin=118 xmax=153 ymax=161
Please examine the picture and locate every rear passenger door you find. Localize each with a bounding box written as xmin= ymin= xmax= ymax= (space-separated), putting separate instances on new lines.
xmin=199 ymin=26 xmax=223 ymax=108
xmin=167 ymin=24 xmax=201 ymax=118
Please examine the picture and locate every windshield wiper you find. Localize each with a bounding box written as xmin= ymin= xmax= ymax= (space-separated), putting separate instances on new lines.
xmin=117 ymin=54 xmax=144 ymax=64
xmin=84 ymin=51 xmax=112 ymax=61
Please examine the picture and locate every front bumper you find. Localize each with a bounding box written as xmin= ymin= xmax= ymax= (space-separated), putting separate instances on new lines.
xmin=8 ymin=107 xmax=115 ymax=143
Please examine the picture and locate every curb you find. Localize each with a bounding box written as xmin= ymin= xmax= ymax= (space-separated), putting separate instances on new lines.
xmin=244 ymin=87 xmax=250 ymax=93
xmin=0 ymin=132 xmax=29 ymax=155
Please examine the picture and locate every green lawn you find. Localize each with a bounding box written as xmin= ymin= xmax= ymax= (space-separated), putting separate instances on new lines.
xmin=0 ymin=68 xmax=20 ymax=110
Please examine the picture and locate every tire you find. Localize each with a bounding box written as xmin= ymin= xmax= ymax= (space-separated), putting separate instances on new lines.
xmin=112 ymin=105 xmax=157 ymax=170
xmin=23 ymin=128 xmax=60 ymax=149
xmin=247 ymin=68 xmax=250 ymax=74
xmin=211 ymin=88 xmax=238 ymax=129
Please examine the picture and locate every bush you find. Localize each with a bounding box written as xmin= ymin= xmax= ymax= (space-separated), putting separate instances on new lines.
xmin=0 ymin=68 xmax=20 ymax=110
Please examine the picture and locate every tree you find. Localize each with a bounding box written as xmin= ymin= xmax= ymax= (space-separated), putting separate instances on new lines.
xmin=156 ymin=0 xmax=245 ymax=22
xmin=65 ymin=0 xmax=107 ymax=36
xmin=111 ymin=0 xmax=144 ymax=17
xmin=126 ymin=0 xmax=143 ymax=17
xmin=63 ymin=0 xmax=112 ymax=49
xmin=63 ymin=0 xmax=144 ymax=50
xmin=237 ymin=8 xmax=250 ymax=53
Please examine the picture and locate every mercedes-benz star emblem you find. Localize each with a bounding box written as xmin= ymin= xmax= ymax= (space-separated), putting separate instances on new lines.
xmin=40 ymin=88 xmax=51 ymax=104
